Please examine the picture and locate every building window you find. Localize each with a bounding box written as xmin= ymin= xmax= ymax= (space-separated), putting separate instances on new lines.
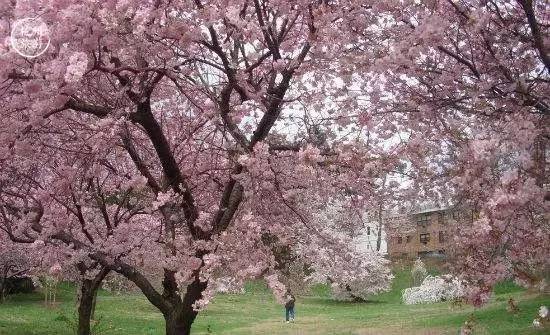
xmin=417 ymin=214 xmax=430 ymax=227
xmin=367 ymin=226 xmax=371 ymax=235
xmin=420 ymin=233 xmax=430 ymax=244
xmin=397 ymin=236 xmax=403 ymax=244
xmin=406 ymin=235 xmax=411 ymax=243
xmin=438 ymin=212 xmax=445 ymax=225
xmin=439 ymin=231 xmax=445 ymax=243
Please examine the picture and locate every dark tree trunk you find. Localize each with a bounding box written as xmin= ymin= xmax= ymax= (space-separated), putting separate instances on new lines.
xmin=161 ymin=272 xmax=207 ymax=335
xmin=164 ymin=311 xmax=196 ymax=335
xmin=76 ymin=267 xmax=109 ymax=335
xmin=345 ymin=284 xmax=367 ymax=303
xmin=90 ymin=288 xmax=98 ymax=319
xmin=77 ymin=279 xmax=95 ymax=335
xmin=0 ymin=275 xmax=5 ymax=303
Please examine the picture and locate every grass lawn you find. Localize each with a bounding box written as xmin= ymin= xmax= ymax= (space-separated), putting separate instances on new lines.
xmin=0 ymin=265 xmax=548 ymax=335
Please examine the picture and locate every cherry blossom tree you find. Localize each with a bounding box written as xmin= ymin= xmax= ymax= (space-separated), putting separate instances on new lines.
xmin=0 ymin=235 xmax=30 ymax=302
xmin=1 ymin=1 xmax=399 ymax=334
xmin=2 ymin=2 xmax=546 ymax=335
xmin=0 ymin=160 xmax=146 ymax=334
xmin=357 ymin=0 xmax=549 ymax=304
xmin=307 ymin=246 xmax=392 ymax=302
xmin=303 ymin=199 xmax=392 ymax=301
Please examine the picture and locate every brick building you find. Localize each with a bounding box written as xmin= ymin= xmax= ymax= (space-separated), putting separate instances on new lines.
xmin=387 ymin=207 xmax=470 ymax=259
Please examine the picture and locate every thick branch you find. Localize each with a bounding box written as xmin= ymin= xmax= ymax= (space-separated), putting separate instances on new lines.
xmin=518 ymin=0 xmax=550 ymax=72
xmin=56 ymin=98 xmax=111 ymax=119
xmin=211 ymin=165 xmax=244 ymax=235
xmin=53 ymin=232 xmax=173 ymax=314
xmin=219 ymin=86 xmax=251 ymax=150
xmin=129 ymin=99 xmax=200 ymax=236
xmin=120 ymin=127 xmax=161 ymax=193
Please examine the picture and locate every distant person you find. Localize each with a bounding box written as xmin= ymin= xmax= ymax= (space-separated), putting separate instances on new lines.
xmin=284 ymin=289 xmax=296 ymax=323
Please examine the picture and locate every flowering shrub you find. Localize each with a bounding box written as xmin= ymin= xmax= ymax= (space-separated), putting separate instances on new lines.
xmin=402 ymin=275 xmax=464 ymax=305
xmin=532 ymin=305 xmax=549 ymax=329
xmin=307 ymin=247 xmax=393 ymax=302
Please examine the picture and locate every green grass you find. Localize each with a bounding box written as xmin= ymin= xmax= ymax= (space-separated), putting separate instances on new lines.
xmin=0 ymin=268 xmax=548 ymax=335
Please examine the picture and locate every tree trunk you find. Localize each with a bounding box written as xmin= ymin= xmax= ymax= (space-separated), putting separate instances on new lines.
xmin=76 ymin=267 xmax=109 ymax=335
xmin=90 ymin=288 xmax=98 ymax=319
xmin=0 ymin=275 xmax=5 ymax=303
xmin=84 ymin=242 xmax=210 ymax=335
xmin=77 ymin=279 xmax=95 ymax=335
xmin=376 ymin=224 xmax=382 ymax=252
xmin=164 ymin=312 xmax=196 ymax=335
xmin=163 ymin=275 xmax=206 ymax=335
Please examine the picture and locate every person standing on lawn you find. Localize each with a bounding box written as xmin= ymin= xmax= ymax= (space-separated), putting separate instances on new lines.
xmin=284 ymin=289 xmax=296 ymax=323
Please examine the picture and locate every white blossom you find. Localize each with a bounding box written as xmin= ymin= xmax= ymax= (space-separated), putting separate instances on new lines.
xmin=539 ymin=305 xmax=548 ymax=319
xmin=402 ymin=275 xmax=464 ymax=305
xmin=64 ymin=52 xmax=88 ymax=83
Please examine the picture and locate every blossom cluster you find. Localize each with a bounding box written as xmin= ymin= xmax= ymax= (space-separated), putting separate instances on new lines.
xmin=402 ymin=275 xmax=464 ymax=305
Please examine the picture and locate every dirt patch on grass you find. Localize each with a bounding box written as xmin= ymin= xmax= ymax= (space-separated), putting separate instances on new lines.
xmin=226 ymin=316 xmax=454 ymax=335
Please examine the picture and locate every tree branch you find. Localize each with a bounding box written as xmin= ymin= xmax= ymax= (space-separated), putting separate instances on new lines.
xmin=517 ymin=0 xmax=550 ymax=72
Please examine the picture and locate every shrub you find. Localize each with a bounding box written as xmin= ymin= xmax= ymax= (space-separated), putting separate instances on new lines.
xmin=402 ymin=275 xmax=464 ymax=305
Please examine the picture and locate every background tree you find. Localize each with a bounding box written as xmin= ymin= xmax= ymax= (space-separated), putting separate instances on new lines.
xmin=304 ymin=199 xmax=393 ymax=302
xmin=350 ymin=0 xmax=549 ymax=303
xmin=0 ymin=236 xmax=30 ymax=302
